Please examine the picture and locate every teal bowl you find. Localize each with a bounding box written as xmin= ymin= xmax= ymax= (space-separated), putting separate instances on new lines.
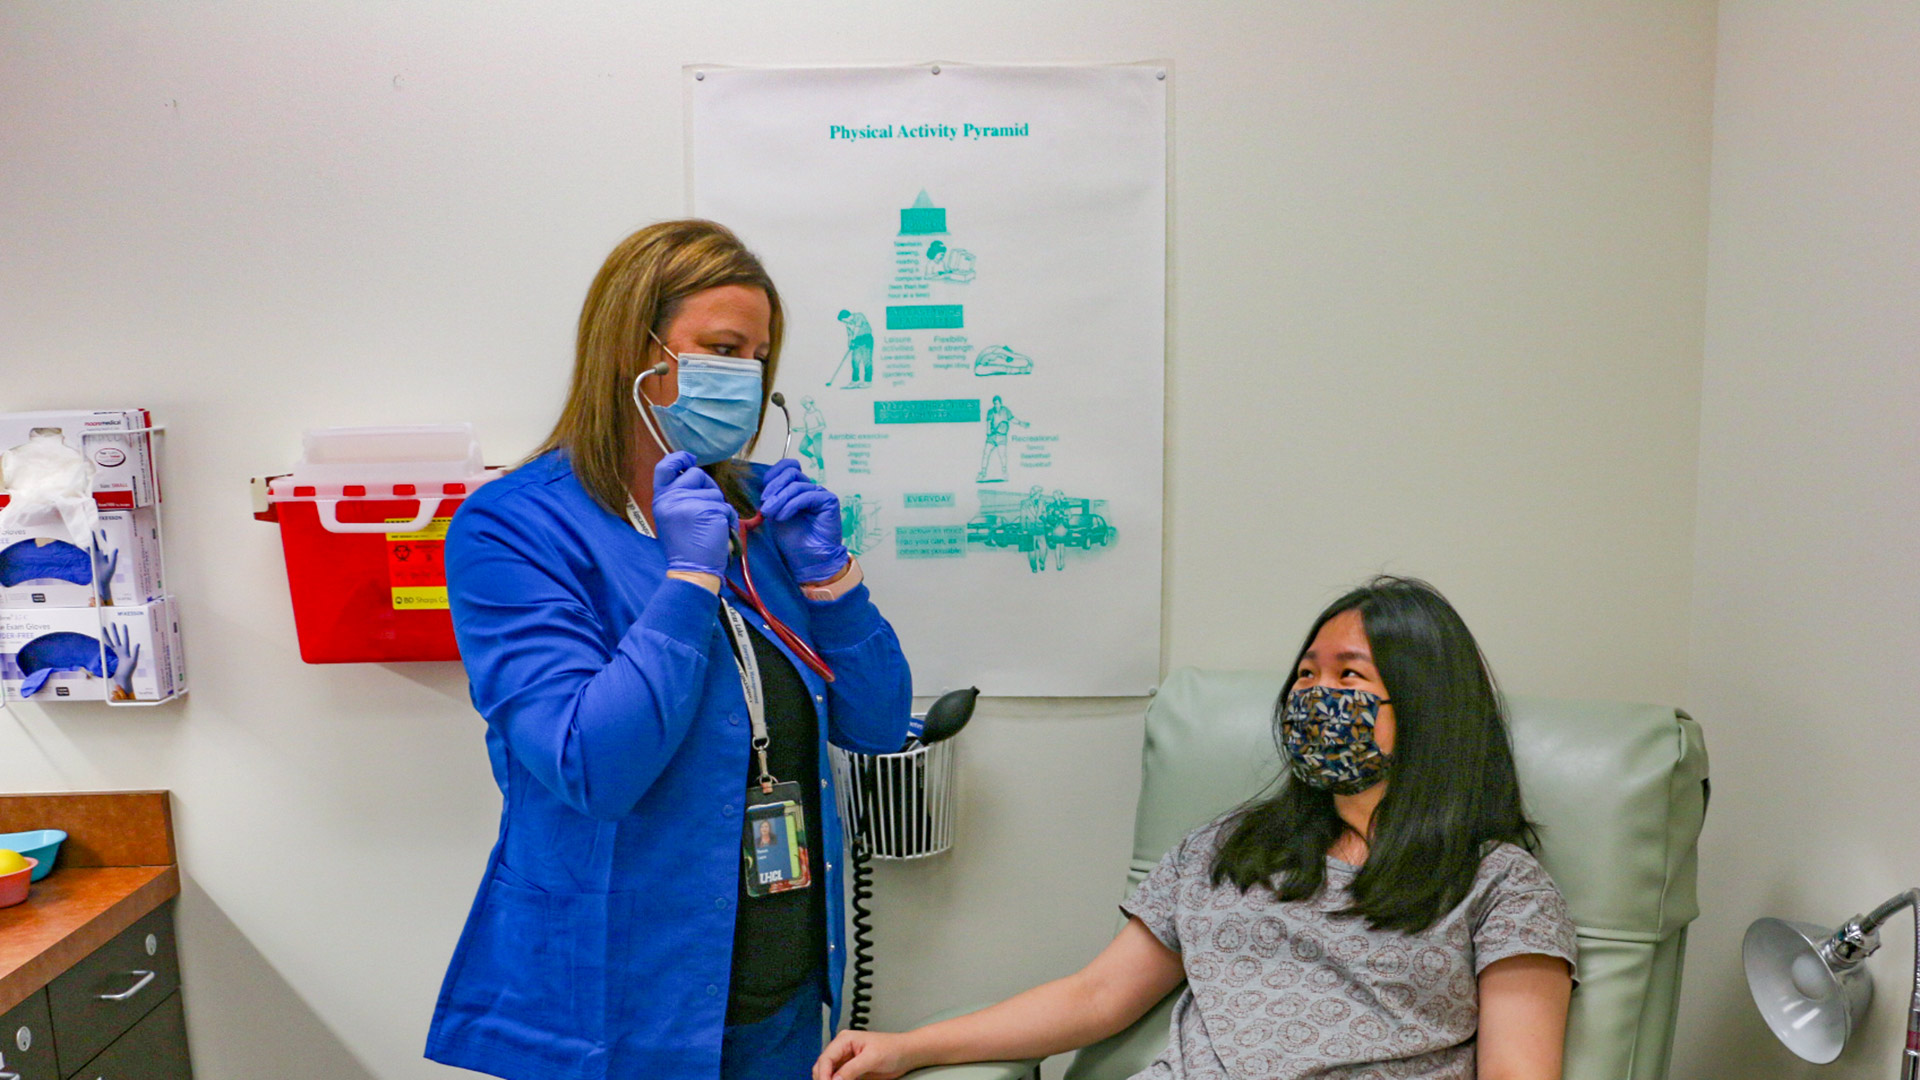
xmin=0 ymin=830 xmax=66 ymax=881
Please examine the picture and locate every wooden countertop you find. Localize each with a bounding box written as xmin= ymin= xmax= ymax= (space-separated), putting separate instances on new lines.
xmin=0 ymin=792 xmax=178 ymax=1015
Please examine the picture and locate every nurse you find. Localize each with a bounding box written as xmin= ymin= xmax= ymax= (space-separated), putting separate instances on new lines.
xmin=427 ymin=219 xmax=914 ymax=1080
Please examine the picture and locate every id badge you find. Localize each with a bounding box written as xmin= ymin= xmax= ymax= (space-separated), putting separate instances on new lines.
xmin=742 ymin=780 xmax=812 ymax=897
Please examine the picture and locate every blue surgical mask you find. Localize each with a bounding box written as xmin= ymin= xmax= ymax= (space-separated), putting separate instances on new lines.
xmin=1281 ymin=684 xmax=1394 ymax=795
xmin=634 ymin=334 xmax=765 ymax=465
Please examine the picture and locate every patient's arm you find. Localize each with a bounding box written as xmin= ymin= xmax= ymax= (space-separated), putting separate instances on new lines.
xmin=814 ymin=916 xmax=1184 ymax=1080
xmin=1475 ymin=953 xmax=1573 ymax=1080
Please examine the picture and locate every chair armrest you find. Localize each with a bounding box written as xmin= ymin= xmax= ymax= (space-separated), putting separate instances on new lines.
xmin=1061 ymin=986 xmax=1179 ymax=1080
xmin=894 ymin=1004 xmax=1042 ymax=1080
xmin=902 ymin=1063 xmax=1041 ymax=1080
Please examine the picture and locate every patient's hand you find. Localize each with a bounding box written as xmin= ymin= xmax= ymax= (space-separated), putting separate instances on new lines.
xmin=814 ymin=1029 xmax=921 ymax=1080
xmin=811 ymin=918 xmax=1183 ymax=1079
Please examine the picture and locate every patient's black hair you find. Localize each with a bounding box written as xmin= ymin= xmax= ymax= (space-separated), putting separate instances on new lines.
xmin=1209 ymin=575 xmax=1536 ymax=933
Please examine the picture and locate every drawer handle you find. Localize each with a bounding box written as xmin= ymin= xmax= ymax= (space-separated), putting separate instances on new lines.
xmin=96 ymin=970 xmax=155 ymax=1002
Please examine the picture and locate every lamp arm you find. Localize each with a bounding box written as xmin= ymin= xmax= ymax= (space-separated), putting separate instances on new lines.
xmin=1860 ymin=890 xmax=1919 ymax=934
xmin=1821 ymin=889 xmax=1920 ymax=1080
xmin=1899 ymin=890 xmax=1919 ymax=1080
xmin=1847 ymin=889 xmax=1920 ymax=1080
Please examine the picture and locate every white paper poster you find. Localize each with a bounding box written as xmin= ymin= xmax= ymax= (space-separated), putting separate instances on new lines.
xmin=690 ymin=63 xmax=1166 ymax=697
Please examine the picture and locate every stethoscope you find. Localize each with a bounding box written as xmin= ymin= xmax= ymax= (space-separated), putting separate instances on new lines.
xmin=635 ymin=364 xmax=836 ymax=682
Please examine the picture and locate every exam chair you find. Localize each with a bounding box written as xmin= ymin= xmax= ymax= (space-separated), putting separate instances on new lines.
xmin=906 ymin=667 xmax=1708 ymax=1080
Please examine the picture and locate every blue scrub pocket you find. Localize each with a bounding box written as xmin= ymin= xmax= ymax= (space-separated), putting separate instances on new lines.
xmin=448 ymin=876 xmax=608 ymax=1068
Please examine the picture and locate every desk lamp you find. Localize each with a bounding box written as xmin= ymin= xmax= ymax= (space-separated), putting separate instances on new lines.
xmin=1744 ymin=888 xmax=1920 ymax=1078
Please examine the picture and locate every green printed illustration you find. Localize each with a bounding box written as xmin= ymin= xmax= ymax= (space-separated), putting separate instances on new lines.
xmin=899 ymin=190 xmax=948 ymax=235
xmin=879 ymin=335 xmax=916 ymax=385
xmin=828 ymin=431 xmax=888 ymax=475
xmin=895 ymin=525 xmax=968 ymax=560
xmin=830 ymin=310 xmax=874 ymax=388
xmin=973 ymin=344 xmax=1033 ymax=376
xmin=924 ymin=240 xmax=976 ymax=284
xmin=928 ymin=334 xmax=972 ymax=372
xmin=967 ymin=488 xmax=1117 ymax=573
xmin=840 ymin=493 xmax=883 ymax=556
xmin=886 ymin=304 xmax=965 ymax=330
xmin=874 ymin=399 xmax=981 ymax=425
xmin=975 ymin=395 xmax=1029 ymax=483
xmin=796 ymin=396 xmax=827 ymax=475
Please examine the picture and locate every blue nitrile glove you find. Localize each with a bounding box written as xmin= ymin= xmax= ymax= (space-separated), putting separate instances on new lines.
xmin=0 ymin=539 xmax=90 ymax=588
xmin=106 ymin=623 xmax=140 ymax=698
xmin=652 ymin=451 xmax=737 ymax=577
xmin=759 ymin=458 xmax=849 ymax=584
xmin=15 ymin=631 xmax=114 ymax=698
xmin=92 ymin=530 xmax=119 ymax=605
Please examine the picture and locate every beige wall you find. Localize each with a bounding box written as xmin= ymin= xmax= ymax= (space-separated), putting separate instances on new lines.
xmin=1674 ymin=3 xmax=1920 ymax=1077
xmin=0 ymin=4 xmax=1723 ymax=1078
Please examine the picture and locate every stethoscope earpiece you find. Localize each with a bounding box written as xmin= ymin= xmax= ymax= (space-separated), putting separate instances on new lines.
xmin=633 ymin=362 xmax=675 ymax=457
xmin=768 ymin=392 xmax=793 ymax=458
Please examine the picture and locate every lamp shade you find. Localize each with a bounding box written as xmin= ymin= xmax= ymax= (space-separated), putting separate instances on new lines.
xmin=1743 ymin=917 xmax=1874 ymax=1063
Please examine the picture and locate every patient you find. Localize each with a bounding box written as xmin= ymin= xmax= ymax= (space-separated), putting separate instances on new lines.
xmin=816 ymin=576 xmax=1576 ymax=1080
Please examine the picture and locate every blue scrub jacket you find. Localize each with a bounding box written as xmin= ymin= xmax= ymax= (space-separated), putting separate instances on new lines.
xmin=426 ymin=451 xmax=912 ymax=1080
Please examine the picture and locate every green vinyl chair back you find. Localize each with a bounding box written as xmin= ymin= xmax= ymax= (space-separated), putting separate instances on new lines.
xmin=1066 ymin=667 xmax=1708 ymax=1080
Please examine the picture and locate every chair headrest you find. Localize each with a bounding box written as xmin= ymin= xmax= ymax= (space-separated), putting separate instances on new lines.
xmin=1133 ymin=667 xmax=1707 ymax=938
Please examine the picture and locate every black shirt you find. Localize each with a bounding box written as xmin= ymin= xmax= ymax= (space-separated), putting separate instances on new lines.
xmin=724 ymin=617 xmax=828 ymax=1026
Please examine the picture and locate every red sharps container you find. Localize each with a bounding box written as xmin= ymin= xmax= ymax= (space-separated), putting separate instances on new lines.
xmin=256 ymin=425 xmax=499 ymax=663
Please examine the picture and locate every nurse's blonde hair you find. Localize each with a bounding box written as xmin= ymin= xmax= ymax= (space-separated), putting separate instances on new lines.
xmin=532 ymin=219 xmax=785 ymax=514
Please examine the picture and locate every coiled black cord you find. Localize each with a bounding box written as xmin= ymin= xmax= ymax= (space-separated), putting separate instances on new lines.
xmin=845 ymin=836 xmax=877 ymax=1029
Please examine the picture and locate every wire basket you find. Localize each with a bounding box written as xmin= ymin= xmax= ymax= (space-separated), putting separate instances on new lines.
xmin=829 ymin=739 xmax=958 ymax=860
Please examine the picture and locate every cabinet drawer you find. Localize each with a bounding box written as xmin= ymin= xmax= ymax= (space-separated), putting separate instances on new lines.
xmin=67 ymin=992 xmax=189 ymax=1080
xmin=0 ymin=989 xmax=60 ymax=1080
xmin=48 ymin=904 xmax=180 ymax=1077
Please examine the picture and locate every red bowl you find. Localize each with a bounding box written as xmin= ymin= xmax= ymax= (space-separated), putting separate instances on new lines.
xmin=0 ymin=858 xmax=39 ymax=908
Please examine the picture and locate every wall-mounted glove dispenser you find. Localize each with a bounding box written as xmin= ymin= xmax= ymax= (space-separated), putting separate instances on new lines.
xmin=0 ymin=409 xmax=185 ymax=707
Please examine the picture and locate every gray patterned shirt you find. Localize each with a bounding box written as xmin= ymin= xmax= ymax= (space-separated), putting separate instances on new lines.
xmin=1119 ymin=822 xmax=1577 ymax=1080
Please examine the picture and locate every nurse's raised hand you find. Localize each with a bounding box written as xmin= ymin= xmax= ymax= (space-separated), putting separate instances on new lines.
xmin=760 ymin=458 xmax=850 ymax=584
xmin=652 ymin=451 xmax=736 ymax=578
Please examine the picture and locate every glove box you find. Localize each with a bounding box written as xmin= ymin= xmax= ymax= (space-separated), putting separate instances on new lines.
xmin=0 ymin=504 xmax=164 ymax=609
xmin=0 ymin=599 xmax=186 ymax=703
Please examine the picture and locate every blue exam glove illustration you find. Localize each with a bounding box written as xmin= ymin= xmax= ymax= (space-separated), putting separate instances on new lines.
xmin=105 ymin=622 xmax=141 ymax=699
xmin=92 ymin=530 xmax=120 ymax=605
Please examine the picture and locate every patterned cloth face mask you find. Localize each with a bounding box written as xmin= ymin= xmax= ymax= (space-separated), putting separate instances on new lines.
xmin=1281 ymin=684 xmax=1394 ymax=795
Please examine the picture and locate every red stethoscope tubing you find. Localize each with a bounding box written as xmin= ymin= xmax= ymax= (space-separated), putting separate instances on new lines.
xmin=729 ymin=511 xmax=836 ymax=683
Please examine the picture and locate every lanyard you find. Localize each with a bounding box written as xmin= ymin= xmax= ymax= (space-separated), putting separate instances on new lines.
xmin=623 ymin=496 xmax=656 ymax=538
xmin=629 ymin=496 xmax=775 ymax=790
xmin=720 ymin=599 xmax=776 ymax=791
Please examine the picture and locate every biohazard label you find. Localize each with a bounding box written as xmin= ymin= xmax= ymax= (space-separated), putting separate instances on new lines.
xmin=386 ymin=517 xmax=453 ymax=610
